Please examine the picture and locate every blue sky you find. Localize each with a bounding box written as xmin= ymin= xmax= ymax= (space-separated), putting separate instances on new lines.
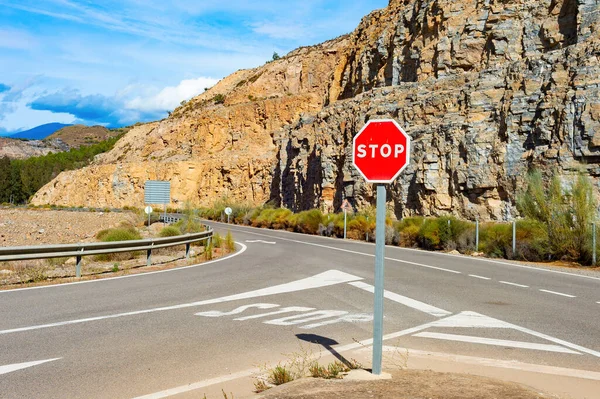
xmin=0 ymin=0 xmax=388 ymax=134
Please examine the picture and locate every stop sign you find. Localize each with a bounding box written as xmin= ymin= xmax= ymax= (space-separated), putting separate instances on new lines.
xmin=352 ymin=119 xmax=411 ymax=183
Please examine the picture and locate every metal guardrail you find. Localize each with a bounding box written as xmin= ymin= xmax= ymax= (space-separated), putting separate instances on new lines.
xmin=0 ymin=216 xmax=213 ymax=278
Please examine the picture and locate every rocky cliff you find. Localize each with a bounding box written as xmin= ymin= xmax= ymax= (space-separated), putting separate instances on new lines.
xmin=32 ymin=0 xmax=600 ymax=221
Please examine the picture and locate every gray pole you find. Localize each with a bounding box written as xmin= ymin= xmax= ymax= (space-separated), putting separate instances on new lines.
xmin=366 ymin=216 xmax=369 ymax=242
xmin=475 ymin=219 xmax=479 ymax=252
xmin=227 ymin=214 xmax=230 ymax=224
xmin=593 ymin=222 xmax=596 ymax=266
xmin=344 ymin=209 xmax=347 ymax=239
xmin=372 ymin=184 xmax=386 ymax=375
xmin=512 ymin=221 xmax=516 ymax=256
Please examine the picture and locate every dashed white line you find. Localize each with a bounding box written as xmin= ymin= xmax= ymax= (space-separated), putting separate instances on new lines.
xmin=468 ymin=274 xmax=491 ymax=280
xmin=539 ymin=289 xmax=576 ymax=298
xmin=499 ymin=281 xmax=529 ymax=288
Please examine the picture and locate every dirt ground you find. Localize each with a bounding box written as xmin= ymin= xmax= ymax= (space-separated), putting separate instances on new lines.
xmin=257 ymin=369 xmax=555 ymax=399
xmin=0 ymin=207 xmax=221 ymax=287
xmin=0 ymin=207 xmax=139 ymax=246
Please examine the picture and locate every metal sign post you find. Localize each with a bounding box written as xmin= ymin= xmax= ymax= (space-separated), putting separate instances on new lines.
xmin=372 ymin=184 xmax=386 ymax=374
xmin=352 ymin=119 xmax=411 ymax=376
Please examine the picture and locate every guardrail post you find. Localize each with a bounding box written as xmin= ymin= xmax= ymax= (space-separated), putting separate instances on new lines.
xmin=147 ymin=243 xmax=153 ymax=267
xmin=76 ymin=247 xmax=83 ymax=278
xmin=186 ymin=242 xmax=191 ymax=259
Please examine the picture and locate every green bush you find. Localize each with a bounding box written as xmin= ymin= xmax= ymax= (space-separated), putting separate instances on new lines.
xmin=159 ymin=226 xmax=182 ymax=237
xmin=95 ymin=224 xmax=142 ymax=261
xmin=479 ymin=223 xmax=511 ymax=258
xmin=294 ymin=209 xmax=324 ymax=235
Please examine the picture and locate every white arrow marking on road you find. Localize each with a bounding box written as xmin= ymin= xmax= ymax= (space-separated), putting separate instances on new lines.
xmin=349 ymin=281 xmax=451 ymax=317
xmin=0 ymin=270 xmax=362 ymax=335
xmin=0 ymin=358 xmax=61 ymax=376
xmin=413 ymin=332 xmax=580 ymax=354
xmin=245 ymin=240 xmax=276 ymax=244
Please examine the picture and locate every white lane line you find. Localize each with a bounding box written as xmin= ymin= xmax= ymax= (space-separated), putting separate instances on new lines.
xmin=388 ymin=258 xmax=461 ymax=274
xmin=413 ymin=332 xmax=580 ymax=354
xmin=0 ymin=358 xmax=61 ymax=376
xmin=349 ymin=281 xmax=451 ymax=317
xmin=225 ymin=227 xmax=462 ymax=275
xmin=216 ymin=222 xmax=600 ymax=282
xmin=0 ymin=270 xmax=362 ymax=335
xmin=245 ymin=240 xmax=276 ymax=244
xmin=468 ymin=274 xmax=491 ymax=280
xmin=131 ymin=369 xmax=255 ymax=399
xmin=539 ymin=289 xmax=576 ymax=298
xmin=499 ymin=281 xmax=529 ymax=288
xmin=0 ymin=242 xmax=248 ymax=294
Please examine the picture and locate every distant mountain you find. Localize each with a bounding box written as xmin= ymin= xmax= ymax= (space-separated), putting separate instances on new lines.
xmin=45 ymin=124 xmax=124 ymax=149
xmin=9 ymin=123 xmax=73 ymax=140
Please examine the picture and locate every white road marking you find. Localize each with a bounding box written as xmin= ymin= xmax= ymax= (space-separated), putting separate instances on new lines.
xmin=499 ymin=281 xmax=529 ymax=288
xmin=0 ymin=242 xmax=248 ymax=294
xmin=130 ymin=369 xmax=256 ymax=399
xmin=245 ymin=240 xmax=276 ymax=244
xmin=337 ymin=311 xmax=600 ymax=359
xmin=539 ymin=289 xmax=576 ymax=298
xmin=264 ymin=310 xmax=348 ymax=327
xmin=0 ymin=270 xmax=363 ymax=335
xmin=0 ymin=358 xmax=61 ymax=376
xmin=223 ymin=226 xmax=465 ymax=274
xmin=234 ymin=307 xmax=315 ymax=321
xmin=195 ymin=304 xmax=279 ymax=318
xmin=413 ymin=332 xmax=580 ymax=354
xmin=220 ymin=223 xmax=600 ymax=282
xmin=468 ymin=274 xmax=491 ymax=280
xmin=349 ymin=281 xmax=451 ymax=317
xmin=301 ymin=313 xmax=373 ymax=329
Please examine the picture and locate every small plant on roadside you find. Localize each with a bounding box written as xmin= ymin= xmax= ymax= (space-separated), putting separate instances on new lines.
xmin=268 ymin=364 xmax=293 ymax=385
xmin=112 ymin=263 xmax=119 ymax=273
xmin=253 ymin=379 xmax=270 ymax=393
xmin=204 ymin=240 xmax=214 ymax=260
xmin=213 ymin=233 xmax=223 ymax=248
xmin=225 ymin=231 xmax=235 ymax=252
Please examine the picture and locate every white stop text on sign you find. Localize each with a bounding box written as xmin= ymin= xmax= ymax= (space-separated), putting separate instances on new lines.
xmin=356 ymin=143 xmax=405 ymax=159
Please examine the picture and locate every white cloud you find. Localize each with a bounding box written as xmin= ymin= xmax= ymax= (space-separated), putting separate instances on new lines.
xmin=252 ymin=22 xmax=309 ymax=40
xmin=125 ymin=77 xmax=219 ymax=113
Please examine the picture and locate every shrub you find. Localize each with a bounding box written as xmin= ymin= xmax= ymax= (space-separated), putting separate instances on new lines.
xmin=479 ymin=223 xmax=511 ymax=258
xmin=213 ymin=233 xmax=222 ymax=248
xmin=295 ymin=209 xmax=324 ymax=235
xmin=159 ymin=226 xmax=182 ymax=237
xmin=95 ymin=224 xmax=142 ymax=261
xmin=213 ymin=94 xmax=225 ymax=104
xmin=204 ymin=239 xmax=213 ymax=260
xmin=225 ymin=231 xmax=235 ymax=252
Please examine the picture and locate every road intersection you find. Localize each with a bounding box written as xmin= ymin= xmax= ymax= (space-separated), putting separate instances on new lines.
xmin=1 ymin=222 xmax=599 ymax=398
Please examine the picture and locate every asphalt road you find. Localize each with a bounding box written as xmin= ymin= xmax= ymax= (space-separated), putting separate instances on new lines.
xmin=1 ymin=221 xmax=599 ymax=398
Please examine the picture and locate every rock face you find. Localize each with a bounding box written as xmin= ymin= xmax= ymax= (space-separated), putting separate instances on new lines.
xmin=0 ymin=137 xmax=68 ymax=159
xmin=32 ymin=0 xmax=600 ymax=221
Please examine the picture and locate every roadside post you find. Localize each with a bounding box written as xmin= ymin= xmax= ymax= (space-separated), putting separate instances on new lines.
xmin=475 ymin=219 xmax=479 ymax=252
xmin=593 ymin=222 xmax=596 ymax=266
xmin=352 ymin=119 xmax=411 ymax=375
xmin=341 ymin=199 xmax=352 ymax=239
xmin=145 ymin=206 xmax=153 ymax=228
xmin=225 ymin=207 xmax=232 ymax=224
xmin=512 ymin=221 xmax=516 ymax=257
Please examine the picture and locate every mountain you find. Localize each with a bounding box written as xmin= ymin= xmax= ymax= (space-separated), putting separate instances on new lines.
xmin=44 ymin=124 xmax=123 ymax=149
xmin=9 ymin=123 xmax=72 ymax=140
xmin=31 ymin=0 xmax=600 ymax=221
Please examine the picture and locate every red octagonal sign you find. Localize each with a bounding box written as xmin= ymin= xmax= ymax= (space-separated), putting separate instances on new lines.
xmin=352 ymin=119 xmax=411 ymax=183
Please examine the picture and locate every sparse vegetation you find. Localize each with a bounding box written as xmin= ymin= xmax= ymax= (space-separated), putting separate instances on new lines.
xmin=159 ymin=226 xmax=182 ymax=237
xmin=225 ymin=231 xmax=235 ymax=252
xmin=213 ymin=94 xmax=226 ymax=104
